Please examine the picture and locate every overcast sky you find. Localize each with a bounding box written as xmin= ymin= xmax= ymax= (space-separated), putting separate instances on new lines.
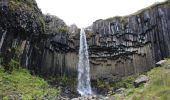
xmin=36 ymin=0 xmax=165 ymax=28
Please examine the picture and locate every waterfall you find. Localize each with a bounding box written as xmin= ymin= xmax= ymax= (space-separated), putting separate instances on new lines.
xmin=77 ymin=28 xmax=92 ymax=96
xmin=25 ymin=42 xmax=32 ymax=68
xmin=0 ymin=31 xmax=7 ymax=51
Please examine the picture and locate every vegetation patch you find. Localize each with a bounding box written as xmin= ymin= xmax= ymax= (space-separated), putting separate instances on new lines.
xmin=0 ymin=61 xmax=60 ymax=100
xmin=114 ymin=58 xmax=170 ymax=100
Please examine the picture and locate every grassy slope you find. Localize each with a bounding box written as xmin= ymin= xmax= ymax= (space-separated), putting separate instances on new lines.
xmin=0 ymin=65 xmax=60 ymax=100
xmin=115 ymin=59 xmax=170 ymax=100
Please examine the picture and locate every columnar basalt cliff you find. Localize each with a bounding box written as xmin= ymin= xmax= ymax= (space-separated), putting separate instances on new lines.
xmin=0 ymin=0 xmax=45 ymax=62
xmin=22 ymin=14 xmax=79 ymax=77
xmin=88 ymin=1 xmax=170 ymax=80
xmin=0 ymin=0 xmax=78 ymax=78
xmin=0 ymin=0 xmax=170 ymax=81
xmin=89 ymin=1 xmax=170 ymax=80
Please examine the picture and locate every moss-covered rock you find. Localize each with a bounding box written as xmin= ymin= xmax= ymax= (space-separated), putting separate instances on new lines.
xmin=0 ymin=0 xmax=45 ymax=36
xmin=44 ymin=14 xmax=68 ymax=34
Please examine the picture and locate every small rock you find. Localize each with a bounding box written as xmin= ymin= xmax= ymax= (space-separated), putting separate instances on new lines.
xmin=92 ymin=95 xmax=97 ymax=99
xmin=156 ymin=60 xmax=167 ymax=67
xmin=107 ymin=96 xmax=115 ymax=100
xmin=134 ymin=75 xmax=149 ymax=87
xmin=71 ymin=98 xmax=80 ymax=100
xmin=115 ymin=88 xmax=125 ymax=94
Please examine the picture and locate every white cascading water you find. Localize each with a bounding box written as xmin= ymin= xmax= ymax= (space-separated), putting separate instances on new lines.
xmin=77 ymin=28 xmax=92 ymax=96
xmin=0 ymin=31 xmax=7 ymax=51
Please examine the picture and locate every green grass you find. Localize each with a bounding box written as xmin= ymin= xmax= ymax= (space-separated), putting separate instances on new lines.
xmin=0 ymin=65 xmax=60 ymax=100
xmin=114 ymin=58 xmax=170 ymax=100
xmin=131 ymin=59 xmax=170 ymax=100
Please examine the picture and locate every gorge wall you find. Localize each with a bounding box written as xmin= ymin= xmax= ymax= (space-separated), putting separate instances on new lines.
xmin=0 ymin=0 xmax=170 ymax=81
xmin=88 ymin=1 xmax=170 ymax=80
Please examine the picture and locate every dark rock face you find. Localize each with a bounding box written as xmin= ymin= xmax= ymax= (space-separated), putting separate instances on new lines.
xmin=0 ymin=0 xmax=45 ymax=58
xmin=22 ymin=14 xmax=83 ymax=78
xmin=21 ymin=14 xmax=80 ymax=78
xmin=44 ymin=14 xmax=67 ymax=34
xmin=88 ymin=1 xmax=170 ymax=80
xmin=0 ymin=0 xmax=170 ymax=82
xmin=0 ymin=0 xmax=78 ymax=78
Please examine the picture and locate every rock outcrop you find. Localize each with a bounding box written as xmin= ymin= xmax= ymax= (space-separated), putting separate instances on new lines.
xmin=88 ymin=1 xmax=170 ymax=80
xmin=0 ymin=0 xmax=170 ymax=82
xmin=134 ymin=75 xmax=149 ymax=87
xmin=0 ymin=0 xmax=45 ymax=60
xmin=21 ymin=14 xmax=79 ymax=77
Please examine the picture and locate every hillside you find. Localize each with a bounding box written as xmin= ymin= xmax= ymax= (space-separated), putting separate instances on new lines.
xmin=114 ymin=59 xmax=170 ymax=100
xmin=0 ymin=60 xmax=59 ymax=100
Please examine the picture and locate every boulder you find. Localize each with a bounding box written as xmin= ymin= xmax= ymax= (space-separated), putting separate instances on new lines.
xmin=134 ymin=75 xmax=149 ymax=87
xmin=156 ymin=60 xmax=167 ymax=67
